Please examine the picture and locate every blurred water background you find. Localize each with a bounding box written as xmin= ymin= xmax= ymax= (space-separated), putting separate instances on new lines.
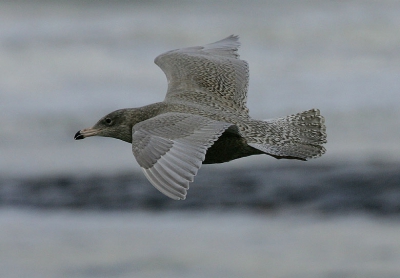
xmin=1 ymin=0 xmax=400 ymax=277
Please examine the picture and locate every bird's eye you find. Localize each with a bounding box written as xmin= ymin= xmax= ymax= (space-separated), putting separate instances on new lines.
xmin=105 ymin=118 xmax=112 ymax=124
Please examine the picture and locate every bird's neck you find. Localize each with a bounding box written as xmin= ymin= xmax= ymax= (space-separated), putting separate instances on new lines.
xmin=121 ymin=102 xmax=167 ymax=143
xmin=128 ymin=102 xmax=167 ymax=123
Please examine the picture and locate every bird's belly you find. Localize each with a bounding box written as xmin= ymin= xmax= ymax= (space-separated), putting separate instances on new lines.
xmin=203 ymin=131 xmax=263 ymax=164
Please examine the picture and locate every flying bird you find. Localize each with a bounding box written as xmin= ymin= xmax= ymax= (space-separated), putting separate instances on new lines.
xmin=74 ymin=35 xmax=327 ymax=200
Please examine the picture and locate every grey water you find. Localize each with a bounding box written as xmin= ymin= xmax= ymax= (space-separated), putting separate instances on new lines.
xmin=1 ymin=1 xmax=400 ymax=277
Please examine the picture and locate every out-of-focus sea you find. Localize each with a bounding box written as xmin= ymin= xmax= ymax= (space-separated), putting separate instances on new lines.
xmin=1 ymin=1 xmax=400 ymax=277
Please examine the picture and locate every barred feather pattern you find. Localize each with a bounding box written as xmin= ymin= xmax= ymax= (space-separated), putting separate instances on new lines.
xmin=155 ymin=35 xmax=249 ymax=116
xmin=247 ymin=109 xmax=327 ymax=160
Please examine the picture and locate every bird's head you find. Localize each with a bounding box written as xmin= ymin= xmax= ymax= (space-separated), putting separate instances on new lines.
xmin=74 ymin=109 xmax=134 ymax=143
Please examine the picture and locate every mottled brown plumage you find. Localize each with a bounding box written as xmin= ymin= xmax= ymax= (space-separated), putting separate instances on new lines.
xmin=75 ymin=35 xmax=327 ymax=200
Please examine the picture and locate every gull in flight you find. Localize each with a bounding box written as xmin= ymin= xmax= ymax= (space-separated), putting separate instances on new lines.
xmin=75 ymin=35 xmax=327 ymax=200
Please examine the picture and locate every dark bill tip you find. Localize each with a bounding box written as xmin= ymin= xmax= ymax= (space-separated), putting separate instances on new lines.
xmin=74 ymin=130 xmax=84 ymax=140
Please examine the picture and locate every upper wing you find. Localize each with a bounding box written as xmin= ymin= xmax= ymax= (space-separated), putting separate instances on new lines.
xmin=132 ymin=112 xmax=232 ymax=200
xmin=155 ymin=35 xmax=249 ymax=115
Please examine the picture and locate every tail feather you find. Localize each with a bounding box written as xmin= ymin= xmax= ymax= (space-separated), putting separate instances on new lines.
xmin=248 ymin=109 xmax=327 ymax=160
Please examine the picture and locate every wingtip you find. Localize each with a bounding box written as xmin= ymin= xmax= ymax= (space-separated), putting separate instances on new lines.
xmin=142 ymin=167 xmax=189 ymax=201
xmin=215 ymin=34 xmax=241 ymax=47
xmin=228 ymin=34 xmax=240 ymax=41
xmin=201 ymin=34 xmax=241 ymax=58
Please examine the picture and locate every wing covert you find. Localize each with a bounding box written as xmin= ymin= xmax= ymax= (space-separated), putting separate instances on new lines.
xmin=155 ymin=35 xmax=249 ymax=115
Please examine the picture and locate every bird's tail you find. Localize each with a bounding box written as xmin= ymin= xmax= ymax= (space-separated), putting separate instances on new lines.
xmin=248 ymin=109 xmax=327 ymax=161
